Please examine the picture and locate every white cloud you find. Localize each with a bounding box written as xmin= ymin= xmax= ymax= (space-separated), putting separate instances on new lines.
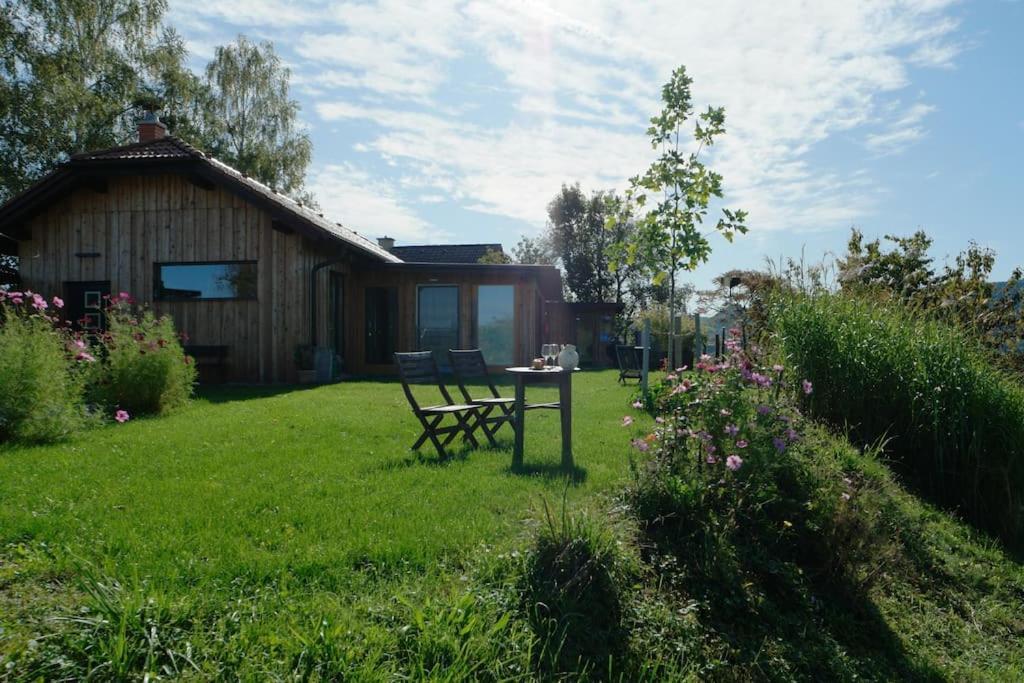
xmin=865 ymin=102 xmax=937 ymax=155
xmin=170 ymin=0 xmax=965 ymax=234
xmin=306 ymin=163 xmax=443 ymax=243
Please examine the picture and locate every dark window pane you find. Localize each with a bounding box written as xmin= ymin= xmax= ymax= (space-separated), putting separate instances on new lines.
xmin=156 ymin=262 xmax=257 ymax=300
xmin=477 ymin=285 xmax=514 ymax=365
xmin=417 ymin=286 xmax=458 ymax=365
xmin=365 ymin=287 xmax=398 ymax=364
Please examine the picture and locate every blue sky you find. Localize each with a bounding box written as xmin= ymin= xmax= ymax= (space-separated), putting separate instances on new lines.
xmin=168 ymin=0 xmax=1024 ymax=284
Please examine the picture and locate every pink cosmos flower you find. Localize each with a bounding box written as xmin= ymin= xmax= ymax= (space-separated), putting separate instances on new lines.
xmin=773 ymin=436 xmax=787 ymax=452
xmin=665 ymin=373 xmax=677 ymax=382
xmin=772 ymin=364 xmax=784 ymax=373
xmin=632 ymin=400 xmax=643 ymax=409
xmin=52 ymin=296 xmax=64 ymax=309
xmin=726 ymin=455 xmax=743 ymax=471
xmin=72 ymin=339 xmax=86 ymax=350
xmin=706 ymin=454 xmax=719 ymax=464
xmin=802 ymin=379 xmax=813 ymax=395
xmin=622 ymin=415 xmax=634 ymax=427
xmin=725 ymin=423 xmax=739 ymax=436
xmin=115 ymin=409 xmax=130 ymax=423
xmin=735 ymin=439 xmax=749 ymax=449
xmin=31 ymin=294 xmax=47 ymax=311
xmin=631 ymin=438 xmax=650 ymax=452
xmin=655 ymin=416 xmax=665 ymax=424
xmin=75 ymin=351 xmax=96 ymax=362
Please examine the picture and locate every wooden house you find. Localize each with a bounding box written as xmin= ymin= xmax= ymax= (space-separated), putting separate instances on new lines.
xmin=0 ymin=117 xmax=569 ymax=383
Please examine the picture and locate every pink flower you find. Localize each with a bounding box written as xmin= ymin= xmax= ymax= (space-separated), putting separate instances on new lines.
xmin=725 ymin=423 xmax=739 ymax=436
xmin=31 ymin=294 xmax=47 ymax=311
xmin=802 ymin=379 xmax=813 ymax=395
xmin=622 ymin=415 xmax=634 ymax=427
xmin=75 ymin=351 xmax=96 ymax=362
xmin=726 ymin=455 xmax=743 ymax=471
xmin=773 ymin=436 xmax=787 ymax=452
xmin=632 ymin=400 xmax=643 ymax=409
xmin=51 ymin=296 xmax=64 ymax=309
xmin=115 ymin=409 xmax=130 ymax=423
xmin=757 ymin=404 xmax=772 ymax=416
xmin=655 ymin=416 xmax=665 ymax=424
xmin=631 ymin=438 xmax=650 ymax=452
xmin=735 ymin=439 xmax=748 ymax=449
xmin=706 ymin=454 xmax=719 ymax=464
xmin=665 ymin=373 xmax=677 ymax=382
xmin=772 ymin=364 xmax=784 ymax=373
xmin=72 ymin=339 xmax=86 ymax=350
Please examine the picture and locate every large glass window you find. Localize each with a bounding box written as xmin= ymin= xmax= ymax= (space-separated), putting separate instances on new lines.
xmin=155 ymin=262 xmax=257 ymax=300
xmin=477 ymin=285 xmax=514 ymax=365
xmin=417 ymin=285 xmax=459 ymax=364
xmin=365 ymin=287 xmax=398 ymax=365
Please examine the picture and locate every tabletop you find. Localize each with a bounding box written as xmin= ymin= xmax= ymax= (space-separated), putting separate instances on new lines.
xmin=505 ymin=366 xmax=579 ymax=374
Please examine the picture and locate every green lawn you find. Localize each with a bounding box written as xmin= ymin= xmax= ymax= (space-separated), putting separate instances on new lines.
xmin=0 ymin=370 xmax=649 ymax=677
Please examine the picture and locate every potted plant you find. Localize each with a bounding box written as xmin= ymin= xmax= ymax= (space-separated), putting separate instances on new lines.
xmin=294 ymin=344 xmax=316 ymax=384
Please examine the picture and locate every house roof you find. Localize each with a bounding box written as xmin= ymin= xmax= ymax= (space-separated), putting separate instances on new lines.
xmin=389 ymin=243 xmax=503 ymax=264
xmin=0 ymin=136 xmax=401 ymax=263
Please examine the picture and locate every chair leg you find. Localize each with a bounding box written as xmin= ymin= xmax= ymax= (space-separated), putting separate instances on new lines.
xmin=412 ymin=414 xmax=443 ymax=450
xmin=456 ymin=410 xmax=481 ymax=449
xmin=476 ymin=405 xmax=499 ymax=447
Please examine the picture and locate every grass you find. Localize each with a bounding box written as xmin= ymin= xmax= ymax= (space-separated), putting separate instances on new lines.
xmin=1 ymin=369 xmax=1023 ymax=680
xmin=0 ymin=370 xmax=647 ymax=678
xmin=771 ymin=292 xmax=1024 ymax=547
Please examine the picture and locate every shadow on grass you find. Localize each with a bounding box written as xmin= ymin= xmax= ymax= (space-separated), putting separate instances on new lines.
xmin=196 ymin=383 xmax=325 ymax=404
xmin=507 ymin=462 xmax=588 ymax=485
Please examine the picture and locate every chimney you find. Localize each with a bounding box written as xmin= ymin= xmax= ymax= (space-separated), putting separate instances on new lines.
xmin=137 ymin=111 xmax=168 ymax=143
xmin=377 ymin=236 xmax=395 ymax=251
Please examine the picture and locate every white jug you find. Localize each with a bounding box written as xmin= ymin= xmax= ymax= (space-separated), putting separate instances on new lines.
xmin=557 ymin=344 xmax=579 ymax=371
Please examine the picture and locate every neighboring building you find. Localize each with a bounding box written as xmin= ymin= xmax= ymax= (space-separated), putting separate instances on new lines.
xmin=0 ymin=118 xmax=566 ymax=382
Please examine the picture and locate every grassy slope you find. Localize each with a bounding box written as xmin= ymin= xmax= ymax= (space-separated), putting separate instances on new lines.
xmin=0 ymin=370 xmax=1022 ymax=680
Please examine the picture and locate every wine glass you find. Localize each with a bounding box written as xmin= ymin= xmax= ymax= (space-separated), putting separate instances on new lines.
xmin=541 ymin=344 xmax=553 ymax=367
xmin=543 ymin=344 xmax=556 ymax=367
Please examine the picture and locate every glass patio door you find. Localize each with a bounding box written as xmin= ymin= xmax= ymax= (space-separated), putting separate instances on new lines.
xmin=417 ymin=285 xmax=459 ymax=365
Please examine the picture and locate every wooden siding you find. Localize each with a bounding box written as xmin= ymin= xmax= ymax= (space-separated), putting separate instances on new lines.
xmin=17 ymin=174 xmax=349 ymax=383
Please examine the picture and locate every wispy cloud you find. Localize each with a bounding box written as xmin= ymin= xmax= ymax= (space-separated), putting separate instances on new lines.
xmin=307 ymin=163 xmax=441 ymax=243
xmin=865 ymin=102 xmax=937 ymax=155
xmin=170 ymin=0 xmax=964 ymax=235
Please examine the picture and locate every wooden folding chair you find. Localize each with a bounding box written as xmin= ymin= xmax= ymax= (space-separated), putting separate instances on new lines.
xmin=616 ymin=345 xmax=642 ymax=384
xmin=448 ymin=349 xmax=515 ymax=446
xmin=394 ymin=351 xmax=482 ymax=459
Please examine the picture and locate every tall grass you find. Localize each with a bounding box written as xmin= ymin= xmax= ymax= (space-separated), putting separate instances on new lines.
xmin=770 ymin=292 xmax=1024 ymax=546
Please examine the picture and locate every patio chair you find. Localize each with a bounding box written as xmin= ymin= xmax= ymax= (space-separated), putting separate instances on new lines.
xmin=394 ymin=351 xmax=482 ymax=459
xmin=616 ymin=344 xmax=642 ymax=384
xmin=448 ymin=349 xmax=515 ymax=446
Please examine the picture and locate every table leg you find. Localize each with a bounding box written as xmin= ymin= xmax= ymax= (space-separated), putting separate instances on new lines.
xmin=513 ymin=375 xmax=525 ymax=468
xmin=559 ymin=374 xmax=572 ymax=469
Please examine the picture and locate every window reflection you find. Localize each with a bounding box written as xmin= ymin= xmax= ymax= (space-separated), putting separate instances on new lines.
xmin=155 ymin=262 xmax=257 ymax=300
xmin=477 ymin=285 xmax=514 ymax=365
xmin=418 ymin=286 xmax=459 ymax=365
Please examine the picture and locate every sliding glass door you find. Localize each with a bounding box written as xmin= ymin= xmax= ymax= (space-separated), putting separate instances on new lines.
xmin=417 ymin=285 xmax=459 ymax=364
xmin=477 ymin=285 xmax=514 ymax=365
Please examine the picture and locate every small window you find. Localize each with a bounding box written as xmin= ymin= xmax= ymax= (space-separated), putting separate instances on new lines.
xmin=155 ymin=262 xmax=257 ymax=300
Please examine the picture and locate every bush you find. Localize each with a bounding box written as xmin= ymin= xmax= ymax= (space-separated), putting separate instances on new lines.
xmin=770 ymin=292 xmax=1024 ymax=547
xmin=0 ymin=291 xmax=86 ymax=443
xmin=88 ymin=295 xmax=196 ymax=416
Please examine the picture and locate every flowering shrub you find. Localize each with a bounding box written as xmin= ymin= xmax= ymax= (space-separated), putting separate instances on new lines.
xmin=618 ymin=331 xmax=889 ymax=589
xmin=87 ymin=294 xmax=196 ymax=416
xmin=0 ymin=291 xmax=87 ymax=443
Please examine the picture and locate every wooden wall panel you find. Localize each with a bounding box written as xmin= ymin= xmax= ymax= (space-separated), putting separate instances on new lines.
xmin=17 ymin=174 xmax=352 ymax=383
